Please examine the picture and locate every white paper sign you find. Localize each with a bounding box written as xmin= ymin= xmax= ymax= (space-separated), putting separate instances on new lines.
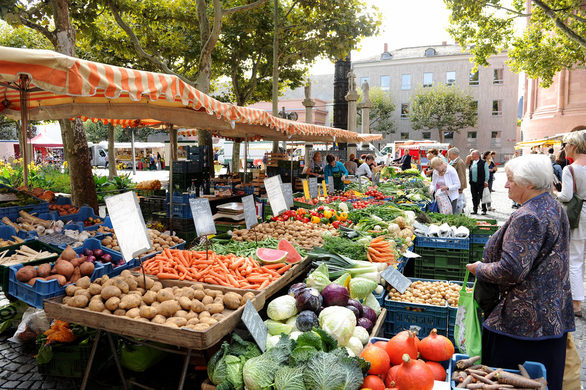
xmin=264 ymin=175 xmax=287 ymax=216
xmin=105 ymin=191 xmax=152 ymax=262
xmin=281 ymin=183 xmax=294 ymax=209
xmin=326 ymin=176 xmax=334 ymax=193
xmin=189 ymin=198 xmax=217 ymax=237
xmin=242 ymin=195 xmax=259 ymax=230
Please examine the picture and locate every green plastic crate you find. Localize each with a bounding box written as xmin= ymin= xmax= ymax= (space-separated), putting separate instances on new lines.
xmin=471 ymin=219 xmax=498 ymax=235
xmin=0 ymin=240 xmax=61 ymax=293
xmin=414 ymin=247 xmax=470 ymax=281
xmin=469 ymin=243 xmax=485 ymax=263
xmin=37 ymin=342 xmax=92 ymax=378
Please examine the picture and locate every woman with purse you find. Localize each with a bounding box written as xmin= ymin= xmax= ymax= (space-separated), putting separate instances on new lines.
xmin=429 ymin=157 xmax=460 ymax=214
xmin=556 ymin=130 xmax=586 ymax=317
xmin=466 ymin=154 xmax=574 ymax=390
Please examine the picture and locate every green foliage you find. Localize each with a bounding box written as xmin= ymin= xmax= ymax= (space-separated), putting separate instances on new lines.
xmin=408 ymin=84 xmax=477 ymax=142
xmin=357 ymin=87 xmax=396 ymax=135
xmin=0 ymin=116 xmax=17 ymax=140
xmin=445 ymin=0 xmax=586 ymax=87
xmin=84 ymin=121 xmax=159 ymax=143
xmin=0 ymin=20 xmax=52 ymax=49
xmin=110 ymin=174 xmax=133 ymax=190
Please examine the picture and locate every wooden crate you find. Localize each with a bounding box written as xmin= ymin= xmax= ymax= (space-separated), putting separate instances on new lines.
xmin=370 ymin=308 xmax=387 ymax=338
xmin=266 ymin=153 xmax=286 ymax=167
xmin=43 ymin=282 xmax=265 ymax=350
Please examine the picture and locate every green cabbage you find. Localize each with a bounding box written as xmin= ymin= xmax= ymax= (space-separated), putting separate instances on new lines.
xmin=207 ymin=335 xmax=260 ymax=388
xmin=318 ymin=306 xmax=356 ymax=346
xmin=303 ymin=351 xmax=364 ymax=390
xmin=243 ymin=336 xmax=294 ymax=390
xmin=306 ymin=263 xmax=330 ymax=292
xmin=267 ymin=295 xmax=298 ymax=321
xmin=274 ymin=365 xmax=306 ymax=390
xmin=352 ymin=326 xmax=370 ymax=345
xmin=363 ymin=292 xmax=382 ymax=315
xmin=265 ymin=319 xmax=293 ymax=336
xmin=349 ymin=277 xmax=377 ymax=300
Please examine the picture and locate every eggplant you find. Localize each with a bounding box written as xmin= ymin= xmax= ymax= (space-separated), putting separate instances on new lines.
xmin=296 ymin=310 xmax=319 ymax=332
xmin=357 ymin=317 xmax=374 ymax=333
xmin=295 ymin=288 xmax=323 ymax=312
xmin=362 ymin=306 xmax=377 ymax=324
xmin=288 ymin=282 xmax=307 ymax=297
xmin=346 ymin=299 xmax=363 ymax=317
xmin=321 ymin=283 xmax=349 ymax=307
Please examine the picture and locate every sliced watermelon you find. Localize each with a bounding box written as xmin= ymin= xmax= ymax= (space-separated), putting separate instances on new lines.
xmin=278 ymin=239 xmax=302 ymax=264
xmin=256 ymin=248 xmax=288 ymax=264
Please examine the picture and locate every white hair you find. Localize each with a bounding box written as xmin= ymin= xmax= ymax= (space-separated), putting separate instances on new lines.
xmin=505 ymin=154 xmax=553 ymax=190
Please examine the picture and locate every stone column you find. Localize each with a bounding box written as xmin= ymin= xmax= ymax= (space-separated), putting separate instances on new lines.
xmin=556 ymin=69 xmax=567 ymax=113
xmin=302 ymin=81 xmax=315 ymax=166
xmin=345 ymin=71 xmax=360 ymax=158
xmin=358 ymin=80 xmax=373 ymax=134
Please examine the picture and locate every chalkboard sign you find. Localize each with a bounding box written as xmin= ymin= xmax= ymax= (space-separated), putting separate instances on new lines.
xmin=381 ymin=266 xmax=412 ymax=294
xmin=326 ymin=176 xmax=334 ymax=194
xmin=241 ymin=301 xmax=267 ymax=351
xmin=105 ymin=191 xmax=152 ymax=262
xmin=242 ymin=195 xmax=258 ymax=230
xmin=189 ymin=198 xmax=216 ymax=237
xmin=282 ymin=183 xmax=294 ymax=209
xmin=309 ymin=177 xmax=318 ymax=198
xmin=264 ymin=175 xmax=287 ymax=216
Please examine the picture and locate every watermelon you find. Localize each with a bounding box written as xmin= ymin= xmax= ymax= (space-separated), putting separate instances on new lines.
xmin=278 ymin=239 xmax=302 ymax=264
xmin=256 ymin=248 xmax=288 ymax=264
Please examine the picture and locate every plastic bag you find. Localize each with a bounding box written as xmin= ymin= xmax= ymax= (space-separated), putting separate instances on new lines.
xmin=435 ymin=190 xmax=453 ymax=214
xmin=481 ymin=187 xmax=492 ymax=204
xmin=0 ymin=300 xmax=28 ymax=334
xmin=455 ymin=195 xmax=466 ymax=214
xmin=454 ymin=270 xmax=482 ymax=360
xmin=8 ymin=307 xmax=50 ymax=343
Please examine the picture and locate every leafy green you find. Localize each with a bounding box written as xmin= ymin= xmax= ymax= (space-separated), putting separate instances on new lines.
xmin=207 ymin=334 xmax=260 ymax=388
xmin=303 ymin=351 xmax=364 ymax=390
xmin=305 ymin=263 xmax=330 ymax=292
xmin=289 ymin=345 xmax=319 ymax=366
xmin=422 ymin=212 xmax=478 ymax=230
xmin=322 ymin=235 xmax=367 ymax=261
xmin=242 ymin=336 xmax=293 ymax=390
xmin=274 ymin=365 xmax=306 ymax=390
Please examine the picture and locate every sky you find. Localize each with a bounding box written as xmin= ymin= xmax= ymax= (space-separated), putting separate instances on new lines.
xmin=311 ymin=0 xmax=455 ymax=74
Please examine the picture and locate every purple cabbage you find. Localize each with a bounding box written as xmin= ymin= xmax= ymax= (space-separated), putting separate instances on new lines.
xmin=321 ymin=284 xmax=350 ymax=307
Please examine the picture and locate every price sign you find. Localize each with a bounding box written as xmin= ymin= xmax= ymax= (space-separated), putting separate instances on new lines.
xmin=381 ymin=266 xmax=412 ymax=294
xmin=308 ymin=177 xmax=318 ymax=199
xmin=189 ymin=198 xmax=216 ymax=237
xmin=357 ymin=175 xmax=363 ymax=193
xmin=242 ymin=195 xmax=258 ymax=230
xmin=281 ymin=183 xmax=294 ymax=209
xmin=321 ymin=180 xmax=328 ymax=198
xmin=373 ymin=172 xmax=381 ymax=185
xmin=264 ymin=175 xmax=287 ymax=216
xmin=105 ymin=191 xmax=152 ymax=262
xmin=326 ymin=176 xmax=334 ymax=194
xmin=241 ymin=301 xmax=267 ymax=351
xmin=302 ymin=179 xmax=311 ymax=201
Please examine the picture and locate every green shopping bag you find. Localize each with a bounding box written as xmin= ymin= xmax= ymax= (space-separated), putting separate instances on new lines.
xmin=454 ymin=270 xmax=482 ymax=360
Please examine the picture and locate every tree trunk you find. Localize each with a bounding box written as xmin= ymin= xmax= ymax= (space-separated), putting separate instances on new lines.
xmin=232 ymin=141 xmax=241 ymax=173
xmin=271 ymin=0 xmax=280 ymax=153
xmin=61 ymin=119 xmax=98 ymax=211
xmin=438 ymin=129 xmax=444 ymax=143
xmin=108 ymin=123 xmax=116 ymax=179
xmin=170 ymin=127 xmax=178 ymax=162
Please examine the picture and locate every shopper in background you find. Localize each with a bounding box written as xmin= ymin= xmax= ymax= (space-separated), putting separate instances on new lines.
xmin=344 ymin=153 xmax=358 ymax=175
xmin=468 ymin=150 xmax=489 ymax=215
xmin=556 ymin=149 xmax=569 ymax=169
xmin=424 ymin=148 xmax=439 ymax=176
xmin=556 ymin=130 xmax=586 ymax=318
xmin=466 ymin=154 xmax=574 ymax=390
xmin=429 ymin=157 xmax=461 ymax=213
xmin=323 ymin=154 xmax=348 ymax=191
xmin=392 ymin=153 xmax=412 ymax=171
xmin=448 ymin=147 xmax=467 ymax=213
xmin=356 ymin=154 xmax=375 ymax=179
xmin=484 ymin=151 xmax=497 ymax=211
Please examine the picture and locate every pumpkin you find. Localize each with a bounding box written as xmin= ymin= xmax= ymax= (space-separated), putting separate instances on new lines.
xmin=396 ymin=354 xmax=434 ymax=390
xmin=425 ymin=361 xmax=447 ymax=381
xmin=385 ymin=330 xmax=419 ymax=365
xmin=360 ymin=345 xmax=390 ymax=375
xmin=384 ymin=365 xmax=400 ymax=388
xmin=418 ymin=328 xmax=455 ymax=362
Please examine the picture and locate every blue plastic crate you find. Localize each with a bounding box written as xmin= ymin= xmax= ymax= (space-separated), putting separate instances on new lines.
xmin=0 ymin=224 xmax=34 ymax=242
xmin=167 ymin=202 xmax=192 ymax=219
xmin=470 ymin=234 xmax=490 ymax=244
xmin=57 ymin=206 xmax=103 ymax=227
xmin=415 ymin=236 xmax=470 ymax=250
xmin=448 ymin=354 xmax=547 ymax=389
xmin=71 ymin=238 xmax=126 ymax=276
xmin=8 ymin=261 xmax=103 ymax=309
xmin=373 ymin=290 xmax=386 ymax=306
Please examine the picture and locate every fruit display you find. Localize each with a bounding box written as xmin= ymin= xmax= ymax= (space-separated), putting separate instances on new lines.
xmin=269 ymin=207 xmax=352 ymax=229
xmin=83 ymin=217 xmax=102 ymax=227
xmin=63 ymin=270 xmax=255 ymax=331
xmin=231 ymin=220 xmax=337 ymax=250
xmin=386 ymin=280 xmax=471 ymax=307
xmin=2 ymin=211 xmax=65 ymax=235
xmin=136 ymin=180 xmax=162 ymax=191
xmin=98 ymin=226 xmax=184 ymax=256
xmin=49 ymin=203 xmax=79 ymax=216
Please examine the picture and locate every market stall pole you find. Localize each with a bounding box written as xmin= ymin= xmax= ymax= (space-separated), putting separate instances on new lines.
xmin=18 ymin=74 xmax=30 ymax=187
xmin=131 ymin=127 xmax=136 ymax=175
xmin=169 ymin=124 xmax=176 ymax=235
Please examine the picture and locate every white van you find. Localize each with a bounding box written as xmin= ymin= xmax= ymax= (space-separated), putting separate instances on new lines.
xmin=88 ymin=144 xmax=108 ymax=167
xmin=217 ymin=141 xmax=277 ymax=166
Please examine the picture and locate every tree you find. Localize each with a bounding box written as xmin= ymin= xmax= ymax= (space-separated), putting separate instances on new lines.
xmin=0 ymin=0 xmax=99 ymax=210
xmin=445 ymin=0 xmax=586 ymax=87
xmin=357 ymin=87 xmax=396 ymax=135
xmin=408 ymin=84 xmax=477 ymax=143
xmin=0 ymin=117 xmax=17 ymax=140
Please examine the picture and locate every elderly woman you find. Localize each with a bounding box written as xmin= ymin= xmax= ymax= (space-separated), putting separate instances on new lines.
xmin=429 ymin=157 xmax=460 ymax=214
xmin=466 ymin=154 xmax=574 ymax=390
xmin=556 ymin=130 xmax=586 ymax=317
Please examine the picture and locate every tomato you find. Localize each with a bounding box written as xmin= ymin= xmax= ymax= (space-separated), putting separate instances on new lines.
xmin=302 ymin=217 xmax=310 ymax=223
xmin=332 ymin=221 xmax=340 ymax=229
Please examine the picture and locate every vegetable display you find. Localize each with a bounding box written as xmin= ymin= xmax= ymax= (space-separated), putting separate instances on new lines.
xmin=142 ymin=249 xmax=292 ymax=289
xmin=0 ymin=235 xmax=25 ymax=248
xmin=0 ymin=245 xmax=55 ymax=266
xmin=2 ymin=211 xmax=65 ymax=236
xmin=387 ymin=280 xmax=470 ymax=307
xmin=98 ymin=227 xmax=184 ymax=255
xmin=231 ymin=220 xmax=336 ymax=250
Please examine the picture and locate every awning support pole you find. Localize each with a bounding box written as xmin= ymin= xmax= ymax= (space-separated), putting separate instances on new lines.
xmin=19 ymin=75 xmax=29 ymax=188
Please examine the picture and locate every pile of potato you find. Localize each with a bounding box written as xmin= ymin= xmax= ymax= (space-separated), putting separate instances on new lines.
xmin=387 ymin=280 xmax=472 ymax=307
xmin=99 ymin=227 xmax=184 ymax=255
xmin=63 ymin=270 xmax=255 ymax=331
xmin=231 ymin=220 xmax=336 ymax=250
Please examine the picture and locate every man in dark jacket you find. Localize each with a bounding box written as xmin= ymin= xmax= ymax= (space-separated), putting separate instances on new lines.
xmin=469 ymin=150 xmax=489 ymax=215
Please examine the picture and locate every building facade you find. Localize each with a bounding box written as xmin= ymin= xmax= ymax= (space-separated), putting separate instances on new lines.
xmin=521 ymin=69 xmax=586 ymax=140
xmin=352 ymin=43 xmax=519 ymax=160
xmin=247 ymin=99 xmax=330 ymax=126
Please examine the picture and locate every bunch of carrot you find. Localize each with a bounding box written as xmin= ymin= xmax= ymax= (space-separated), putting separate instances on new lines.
xmin=141 ymin=249 xmax=292 ymax=290
xmin=366 ymin=236 xmax=398 ymax=266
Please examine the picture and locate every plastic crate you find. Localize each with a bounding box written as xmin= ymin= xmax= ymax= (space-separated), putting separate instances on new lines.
xmin=57 ymin=206 xmax=102 ymax=226
xmin=72 ymin=238 xmax=125 ymax=277
xmin=168 ymin=202 xmax=192 ymax=219
xmin=414 ymin=236 xmax=470 ymax=250
xmin=469 ymin=243 xmax=485 ymax=263
xmin=0 ymin=240 xmax=61 ymax=293
xmin=383 ymin=284 xmax=449 ymax=338
xmin=373 ymin=290 xmax=386 ymax=306
xmin=0 ymin=224 xmax=34 ymax=242
xmin=471 ymin=220 xmax=499 ymax=236
xmin=414 ymin=247 xmax=470 ymax=281
xmin=37 ymin=342 xmax=92 ymax=378
xmin=447 ymin=354 xmax=547 ymax=389
xmin=8 ymin=261 xmax=103 ymax=308
xmin=0 ymin=196 xmax=50 ymax=221
xmin=470 ymin=234 xmax=490 ymax=244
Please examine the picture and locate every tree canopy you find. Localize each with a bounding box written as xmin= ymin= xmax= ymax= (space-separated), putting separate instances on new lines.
xmin=408 ymin=84 xmax=477 ymax=143
xmin=357 ymin=87 xmax=396 ymax=135
xmin=445 ymin=0 xmax=586 ymax=87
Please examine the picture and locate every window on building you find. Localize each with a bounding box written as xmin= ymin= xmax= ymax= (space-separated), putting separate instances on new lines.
xmin=425 ymin=48 xmax=436 ymax=57
xmin=446 ymin=71 xmax=456 ymax=86
xmin=444 ymin=131 xmax=454 ymax=140
xmin=468 ymin=131 xmax=477 ymax=139
xmin=401 ymin=74 xmax=411 ymax=90
xmin=380 ymin=75 xmax=390 ymax=90
xmin=422 ymin=132 xmax=431 ymax=139
xmin=400 ymin=103 xmax=409 ymax=119
xmin=491 ymin=131 xmax=501 ymax=139
xmin=469 ymin=70 xmax=479 ymax=86
xmin=400 ymin=132 xmax=409 ymax=140
xmin=360 ymin=77 xmax=370 ymax=86
xmin=492 ymin=100 xmax=503 ymax=116
xmin=493 ymin=68 xmax=504 ymax=85
xmin=423 ymin=72 xmax=433 ymax=88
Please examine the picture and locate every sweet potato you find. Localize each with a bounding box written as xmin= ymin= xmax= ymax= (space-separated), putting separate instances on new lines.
xmin=16 ymin=266 xmax=37 ymax=283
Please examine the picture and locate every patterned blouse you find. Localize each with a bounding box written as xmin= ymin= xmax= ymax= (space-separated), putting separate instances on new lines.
xmin=476 ymin=192 xmax=575 ymax=340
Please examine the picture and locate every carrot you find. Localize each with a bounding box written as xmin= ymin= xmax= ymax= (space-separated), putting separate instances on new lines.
xmin=371 ymin=236 xmax=384 ymax=243
xmin=494 ymin=371 xmax=542 ymax=388
xmin=157 ymin=272 xmax=179 ymax=279
xmin=276 ymin=264 xmax=292 ymax=274
xmin=262 ymin=263 xmax=286 ymax=269
xmin=259 ymin=279 xmax=271 ymax=289
xmin=366 ymin=252 xmax=373 ymax=262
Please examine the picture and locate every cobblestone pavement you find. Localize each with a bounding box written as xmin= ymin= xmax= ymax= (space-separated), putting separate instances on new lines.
xmin=463 ymin=169 xmax=586 ymax=388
